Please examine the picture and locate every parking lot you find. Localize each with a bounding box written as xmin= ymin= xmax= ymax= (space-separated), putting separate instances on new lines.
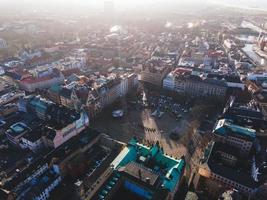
xmin=93 ymin=92 xmax=195 ymax=157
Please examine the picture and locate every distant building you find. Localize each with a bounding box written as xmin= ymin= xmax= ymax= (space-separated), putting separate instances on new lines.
xmin=163 ymin=69 xmax=227 ymax=100
xmin=19 ymin=68 xmax=64 ymax=92
xmin=0 ymin=91 xmax=25 ymax=106
xmin=207 ymin=74 xmax=245 ymax=91
xmin=223 ymin=39 xmax=237 ymax=52
xmin=0 ymin=103 xmax=18 ymax=117
xmin=141 ymin=65 xmax=172 ymax=87
xmin=19 ymin=50 xmax=42 ymax=62
xmin=21 ymin=130 xmax=43 ymax=152
xmin=0 ymin=38 xmax=7 ymax=49
xmin=0 ymin=66 xmax=5 ymax=75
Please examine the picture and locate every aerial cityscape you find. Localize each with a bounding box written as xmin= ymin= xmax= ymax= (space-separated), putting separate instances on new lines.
xmin=0 ymin=0 xmax=267 ymax=200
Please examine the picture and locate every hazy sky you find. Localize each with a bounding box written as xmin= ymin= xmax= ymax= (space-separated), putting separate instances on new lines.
xmin=0 ymin=0 xmax=267 ymax=12
xmin=0 ymin=0 xmax=265 ymax=6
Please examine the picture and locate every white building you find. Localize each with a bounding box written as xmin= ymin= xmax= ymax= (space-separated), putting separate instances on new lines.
xmin=0 ymin=38 xmax=7 ymax=49
xmin=20 ymin=50 xmax=42 ymax=61
xmin=14 ymin=164 xmax=62 ymax=200
xmin=247 ymin=73 xmax=267 ymax=82
xmin=19 ymin=68 xmax=65 ymax=92
xmin=119 ymin=75 xmax=129 ymax=96
xmin=21 ymin=133 xmax=43 ymax=152
xmin=163 ymin=72 xmax=175 ymax=91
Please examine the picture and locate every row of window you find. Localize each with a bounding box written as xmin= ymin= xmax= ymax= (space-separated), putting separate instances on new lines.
xmin=211 ymin=173 xmax=251 ymax=193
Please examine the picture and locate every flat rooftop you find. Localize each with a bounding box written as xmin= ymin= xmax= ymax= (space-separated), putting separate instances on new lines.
xmin=203 ymin=141 xmax=261 ymax=189
xmin=118 ymin=162 xmax=160 ymax=187
xmin=213 ymin=119 xmax=256 ymax=140
xmin=6 ymin=122 xmax=30 ymax=137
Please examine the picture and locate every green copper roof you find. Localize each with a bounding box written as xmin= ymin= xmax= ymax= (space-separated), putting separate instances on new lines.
xmin=214 ymin=119 xmax=256 ymax=139
xmin=111 ymin=138 xmax=185 ymax=192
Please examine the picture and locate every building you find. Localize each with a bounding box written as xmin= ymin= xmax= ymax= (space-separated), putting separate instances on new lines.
xmin=0 ymin=91 xmax=25 ymax=106
xmin=0 ymin=103 xmax=18 ymax=117
xmin=207 ymin=74 xmax=245 ymax=91
xmin=5 ymin=122 xmax=31 ymax=146
xmin=1 ymin=163 xmax=61 ymax=200
xmin=18 ymin=95 xmax=89 ymax=149
xmin=19 ymin=50 xmax=42 ymax=62
xmin=89 ymin=138 xmax=186 ymax=200
xmin=140 ymin=65 xmax=172 ymax=87
xmin=223 ymin=96 xmax=267 ymax=130
xmin=0 ymin=38 xmax=7 ymax=49
xmin=42 ymin=108 xmax=89 ymax=148
xmin=254 ymin=91 xmax=267 ymax=121
xmin=48 ymin=73 xmax=138 ymax=119
xmin=197 ymin=141 xmax=265 ymax=198
xmin=21 ymin=130 xmax=43 ymax=152
xmin=163 ymin=69 xmax=227 ymax=100
xmin=247 ymin=72 xmax=267 ymax=83
xmin=163 ymin=68 xmax=192 ymax=91
xmin=19 ymin=68 xmax=64 ymax=92
xmin=223 ymin=39 xmax=237 ymax=52
xmin=212 ymin=119 xmax=256 ymax=154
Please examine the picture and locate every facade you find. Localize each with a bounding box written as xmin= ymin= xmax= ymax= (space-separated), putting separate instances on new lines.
xmin=175 ymin=76 xmax=226 ymax=98
xmin=0 ymin=91 xmax=25 ymax=106
xmin=45 ymin=110 xmax=89 ymax=148
xmin=247 ymin=73 xmax=267 ymax=82
xmin=21 ymin=131 xmax=43 ymax=152
xmin=48 ymin=73 xmax=138 ymax=119
xmin=19 ymin=68 xmax=64 ymax=92
xmin=0 ymin=103 xmax=18 ymax=117
xmin=140 ymin=65 xmax=172 ymax=87
xmin=212 ymin=119 xmax=256 ymax=154
xmin=163 ymin=68 xmax=192 ymax=91
xmin=163 ymin=70 xmax=227 ymax=100
xmin=4 ymin=164 xmax=62 ymax=200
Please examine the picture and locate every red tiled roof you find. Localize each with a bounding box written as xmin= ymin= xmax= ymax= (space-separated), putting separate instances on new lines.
xmin=20 ymin=71 xmax=61 ymax=84
xmin=20 ymin=75 xmax=53 ymax=84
